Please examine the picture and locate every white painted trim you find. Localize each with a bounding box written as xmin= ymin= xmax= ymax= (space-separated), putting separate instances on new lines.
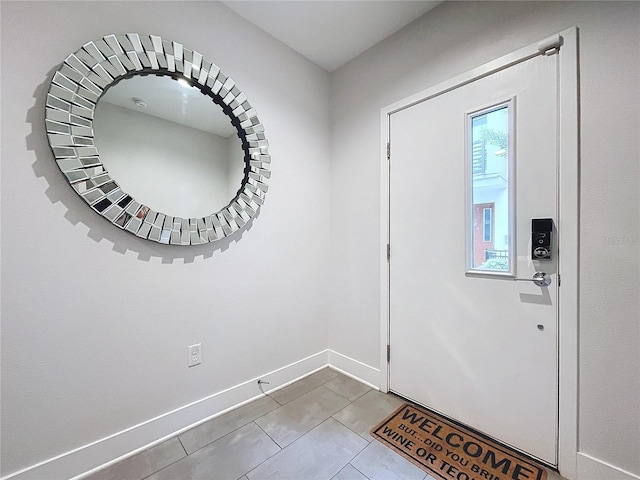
xmin=380 ymin=27 xmax=579 ymax=480
xmin=464 ymin=97 xmax=517 ymax=277
xmin=328 ymin=350 xmax=381 ymax=389
xmin=577 ymin=453 xmax=640 ymax=480
xmin=2 ymin=350 xmax=330 ymax=480
xmin=556 ymin=26 xmax=580 ymax=480
xmin=380 ymin=107 xmax=391 ymax=393
xmin=383 ymin=41 xmax=543 ymax=116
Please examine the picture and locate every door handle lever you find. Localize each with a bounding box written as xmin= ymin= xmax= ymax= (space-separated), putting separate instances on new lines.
xmin=514 ymin=272 xmax=551 ymax=287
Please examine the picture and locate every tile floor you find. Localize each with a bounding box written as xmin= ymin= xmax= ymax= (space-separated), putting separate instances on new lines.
xmin=85 ymin=368 xmax=433 ymax=480
xmin=85 ymin=368 xmax=565 ymax=480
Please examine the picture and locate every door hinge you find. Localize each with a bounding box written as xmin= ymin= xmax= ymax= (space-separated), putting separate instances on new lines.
xmin=387 ymin=344 xmax=391 ymax=362
xmin=558 ymin=274 xmax=561 ymax=286
xmin=387 ymin=244 xmax=391 ymax=261
xmin=387 ymin=142 xmax=391 ymax=160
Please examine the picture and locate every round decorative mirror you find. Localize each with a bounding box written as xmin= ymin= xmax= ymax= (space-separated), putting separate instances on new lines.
xmin=45 ymin=34 xmax=270 ymax=245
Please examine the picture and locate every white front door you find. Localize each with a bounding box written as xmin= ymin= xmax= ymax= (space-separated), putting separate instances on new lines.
xmin=388 ymin=50 xmax=560 ymax=465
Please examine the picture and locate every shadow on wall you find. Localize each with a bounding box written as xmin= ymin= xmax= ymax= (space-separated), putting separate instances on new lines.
xmin=27 ymin=67 xmax=260 ymax=264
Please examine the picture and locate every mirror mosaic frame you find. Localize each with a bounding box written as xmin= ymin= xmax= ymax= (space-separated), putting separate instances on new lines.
xmin=45 ymin=33 xmax=270 ymax=245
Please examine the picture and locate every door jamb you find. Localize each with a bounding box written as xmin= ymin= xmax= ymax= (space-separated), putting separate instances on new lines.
xmin=379 ymin=27 xmax=579 ymax=479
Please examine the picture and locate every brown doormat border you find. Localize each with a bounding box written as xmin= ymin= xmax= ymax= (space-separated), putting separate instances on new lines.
xmin=371 ymin=402 xmax=548 ymax=480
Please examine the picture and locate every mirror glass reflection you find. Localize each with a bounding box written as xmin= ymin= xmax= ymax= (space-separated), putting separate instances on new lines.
xmin=93 ymin=74 xmax=246 ymax=219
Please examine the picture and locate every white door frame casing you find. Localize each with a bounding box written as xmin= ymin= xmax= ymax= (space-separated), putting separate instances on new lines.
xmin=379 ymin=27 xmax=579 ymax=479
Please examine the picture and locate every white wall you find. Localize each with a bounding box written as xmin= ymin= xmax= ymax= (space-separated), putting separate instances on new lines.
xmin=329 ymin=2 xmax=639 ymax=479
xmin=0 ymin=1 xmax=330 ymax=478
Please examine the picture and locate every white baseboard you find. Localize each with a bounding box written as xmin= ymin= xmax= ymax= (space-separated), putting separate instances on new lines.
xmin=577 ymin=452 xmax=640 ymax=480
xmin=3 ymin=349 xmax=382 ymax=480
xmin=7 ymin=349 xmax=638 ymax=480
xmin=328 ymin=349 xmax=380 ymax=389
xmin=2 ymin=350 xmax=330 ymax=480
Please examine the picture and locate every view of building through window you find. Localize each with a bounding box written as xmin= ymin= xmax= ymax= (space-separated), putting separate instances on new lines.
xmin=470 ymin=105 xmax=510 ymax=272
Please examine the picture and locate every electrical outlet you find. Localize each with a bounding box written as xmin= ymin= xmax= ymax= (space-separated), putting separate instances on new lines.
xmin=188 ymin=343 xmax=202 ymax=367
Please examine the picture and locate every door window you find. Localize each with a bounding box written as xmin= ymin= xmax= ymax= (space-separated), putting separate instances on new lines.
xmin=467 ymin=101 xmax=514 ymax=274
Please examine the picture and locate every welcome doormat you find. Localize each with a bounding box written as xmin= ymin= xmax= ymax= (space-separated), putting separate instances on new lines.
xmin=371 ymin=403 xmax=547 ymax=480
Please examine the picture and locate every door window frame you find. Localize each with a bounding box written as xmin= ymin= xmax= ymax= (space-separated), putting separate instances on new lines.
xmin=465 ymin=99 xmax=516 ymax=277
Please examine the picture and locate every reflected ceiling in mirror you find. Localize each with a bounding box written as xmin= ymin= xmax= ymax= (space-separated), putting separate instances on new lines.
xmin=45 ymin=34 xmax=270 ymax=245
xmin=94 ymin=74 xmax=245 ymax=219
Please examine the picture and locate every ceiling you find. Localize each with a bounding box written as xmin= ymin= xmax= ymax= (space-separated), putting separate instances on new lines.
xmin=221 ymin=1 xmax=442 ymax=72
xmin=95 ymin=2 xmax=444 ymax=134
xmin=99 ymin=75 xmax=236 ymax=137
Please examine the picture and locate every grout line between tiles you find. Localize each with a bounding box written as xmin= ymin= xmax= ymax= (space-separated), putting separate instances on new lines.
xmin=348 ymin=461 xmax=372 ymax=480
xmin=253 ymin=418 xmax=277 ymax=445
xmin=326 ymin=417 xmax=371 ymax=480
xmin=252 ymin=419 xmax=283 ymax=454
xmin=176 ymin=435 xmax=188 ymax=457
xmin=139 ymin=452 xmax=185 ymax=480
xmin=179 ymin=414 xmax=256 ymax=457
xmin=241 ymin=421 xmax=283 ymax=479
xmin=269 ymin=368 xmax=340 ymax=406
xmin=175 ymin=396 xmax=282 ymax=458
xmin=330 ymin=408 xmax=373 ymax=443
